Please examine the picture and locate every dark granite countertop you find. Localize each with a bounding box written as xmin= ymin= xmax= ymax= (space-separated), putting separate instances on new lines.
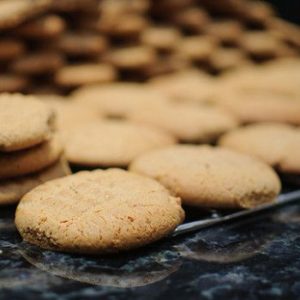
xmin=1 ymin=197 xmax=300 ymax=300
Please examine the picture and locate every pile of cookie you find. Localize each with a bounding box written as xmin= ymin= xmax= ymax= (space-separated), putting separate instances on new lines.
xmin=0 ymin=0 xmax=300 ymax=255
xmin=0 ymin=0 xmax=299 ymax=94
xmin=0 ymin=94 xmax=70 ymax=205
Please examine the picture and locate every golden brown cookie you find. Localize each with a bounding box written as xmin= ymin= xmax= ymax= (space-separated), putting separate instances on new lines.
xmin=205 ymin=20 xmax=243 ymax=46
xmin=0 ymin=75 xmax=29 ymax=93
xmin=141 ymin=27 xmax=181 ymax=52
xmin=106 ymin=46 xmax=157 ymax=71
xmin=149 ymin=69 xmax=216 ymax=104
xmin=215 ymin=88 xmax=300 ymax=125
xmin=219 ymin=123 xmax=300 ymax=175
xmin=0 ymin=158 xmax=70 ymax=205
xmin=130 ymin=145 xmax=281 ymax=209
xmin=64 ymin=120 xmax=176 ymax=167
xmin=58 ymin=33 xmax=107 ymax=57
xmin=128 ymin=103 xmax=238 ymax=143
xmin=15 ymin=168 xmax=184 ymax=254
xmin=0 ymin=39 xmax=25 ymax=61
xmin=177 ymin=36 xmax=216 ymax=63
xmin=11 ymin=52 xmax=64 ymax=75
xmin=42 ymin=95 xmax=102 ymax=132
xmin=15 ymin=15 xmax=66 ymax=39
xmin=0 ymin=0 xmax=50 ymax=30
xmin=55 ymin=63 xmax=117 ymax=88
xmin=0 ymin=93 xmax=55 ymax=152
xmin=0 ymin=134 xmax=63 ymax=180
xmin=72 ymin=82 xmax=171 ymax=118
xmin=171 ymin=7 xmax=209 ymax=33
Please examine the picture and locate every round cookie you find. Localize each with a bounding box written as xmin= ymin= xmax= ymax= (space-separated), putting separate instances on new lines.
xmin=42 ymin=95 xmax=102 ymax=132
xmin=215 ymin=89 xmax=300 ymax=125
xmin=0 ymin=158 xmax=70 ymax=205
xmin=0 ymin=134 xmax=63 ymax=180
xmin=128 ymin=103 xmax=238 ymax=143
xmin=129 ymin=145 xmax=281 ymax=209
xmin=0 ymin=93 xmax=55 ymax=152
xmin=64 ymin=120 xmax=176 ymax=167
xmin=15 ymin=169 xmax=184 ymax=254
xmin=72 ymin=82 xmax=171 ymax=118
xmin=219 ymin=123 xmax=300 ymax=175
xmin=149 ymin=69 xmax=216 ymax=104
xmin=55 ymin=63 xmax=117 ymax=88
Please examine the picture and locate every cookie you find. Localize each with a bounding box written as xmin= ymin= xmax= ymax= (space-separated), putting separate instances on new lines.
xmin=215 ymin=88 xmax=300 ymax=125
xmin=0 ymin=134 xmax=63 ymax=180
xmin=58 ymin=33 xmax=107 ymax=57
xmin=209 ymin=48 xmax=250 ymax=72
xmin=171 ymin=7 xmax=209 ymax=33
xmin=130 ymin=145 xmax=281 ymax=209
xmin=0 ymin=158 xmax=70 ymax=205
xmin=0 ymin=39 xmax=25 ymax=61
xmin=55 ymin=63 xmax=117 ymax=88
xmin=0 ymin=0 xmax=50 ymax=30
xmin=15 ymin=15 xmax=66 ymax=39
xmin=219 ymin=123 xmax=300 ymax=175
xmin=128 ymin=102 xmax=238 ymax=143
xmin=205 ymin=20 xmax=243 ymax=46
xmin=15 ymin=168 xmax=184 ymax=254
xmin=11 ymin=52 xmax=64 ymax=75
xmin=72 ymin=82 xmax=171 ymax=118
xmin=43 ymin=95 xmax=102 ymax=132
xmin=64 ymin=120 xmax=176 ymax=167
xmin=177 ymin=36 xmax=216 ymax=63
xmin=149 ymin=69 xmax=216 ymax=104
xmin=141 ymin=27 xmax=181 ymax=52
xmin=0 ymin=75 xmax=29 ymax=93
xmin=239 ymin=32 xmax=283 ymax=59
xmin=0 ymin=93 xmax=55 ymax=152
xmin=98 ymin=14 xmax=148 ymax=39
xmin=106 ymin=46 xmax=157 ymax=71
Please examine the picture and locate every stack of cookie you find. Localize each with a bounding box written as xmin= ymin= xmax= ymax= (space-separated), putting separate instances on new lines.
xmin=0 ymin=0 xmax=299 ymax=94
xmin=0 ymin=93 xmax=70 ymax=205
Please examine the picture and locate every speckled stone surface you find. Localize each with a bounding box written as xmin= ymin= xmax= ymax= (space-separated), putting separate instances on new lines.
xmin=1 ymin=190 xmax=300 ymax=299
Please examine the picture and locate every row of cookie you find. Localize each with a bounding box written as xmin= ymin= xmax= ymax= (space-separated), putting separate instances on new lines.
xmin=14 ymin=145 xmax=281 ymax=254
xmin=0 ymin=94 xmax=70 ymax=205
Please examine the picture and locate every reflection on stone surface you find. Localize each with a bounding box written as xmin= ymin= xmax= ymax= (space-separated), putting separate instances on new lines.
xmin=175 ymin=216 xmax=278 ymax=263
xmin=19 ymin=242 xmax=182 ymax=288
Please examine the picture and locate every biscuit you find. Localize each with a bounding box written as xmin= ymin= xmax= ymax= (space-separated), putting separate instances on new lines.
xmin=141 ymin=27 xmax=181 ymax=52
xmin=0 ymin=158 xmax=70 ymax=205
xmin=205 ymin=20 xmax=243 ymax=46
xmin=0 ymin=134 xmax=63 ymax=180
xmin=171 ymin=7 xmax=209 ymax=33
xmin=0 ymin=93 xmax=55 ymax=152
xmin=106 ymin=46 xmax=157 ymax=71
xmin=11 ymin=52 xmax=64 ymax=75
xmin=43 ymin=96 xmax=102 ymax=132
xmin=98 ymin=14 xmax=148 ymax=39
xmin=15 ymin=169 xmax=184 ymax=254
xmin=0 ymin=75 xmax=29 ymax=93
xmin=130 ymin=145 xmax=281 ymax=209
xmin=219 ymin=123 xmax=300 ymax=175
xmin=128 ymin=103 xmax=238 ymax=143
xmin=58 ymin=33 xmax=107 ymax=57
xmin=177 ymin=36 xmax=216 ymax=63
xmin=0 ymin=39 xmax=25 ymax=61
xmin=215 ymin=88 xmax=300 ymax=125
xmin=149 ymin=69 xmax=216 ymax=104
xmin=55 ymin=63 xmax=117 ymax=88
xmin=64 ymin=120 xmax=176 ymax=167
xmin=15 ymin=15 xmax=66 ymax=39
xmin=0 ymin=0 xmax=50 ymax=30
xmin=72 ymin=82 xmax=171 ymax=118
